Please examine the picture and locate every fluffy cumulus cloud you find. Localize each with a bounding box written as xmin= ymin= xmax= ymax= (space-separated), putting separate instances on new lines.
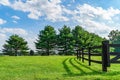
xmin=81 ymin=19 xmax=113 ymax=37
xmin=62 ymin=4 xmax=120 ymax=37
xmin=0 ymin=28 xmax=26 ymax=50
xmin=74 ymin=4 xmax=120 ymax=20
xmin=68 ymin=4 xmax=120 ymax=37
xmin=0 ymin=0 xmax=69 ymax=22
xmin=24 ymin=33 xmax=37 ymax=51
xmin=0 ymin=28 xmax=28 ymax=35
xmin=0 ymin=27 xmax=36 ymax=51
xmin=0 ymin=18 xmax=6 ymax=25
xmin=0 ymin=0 xmax=10 ymax=6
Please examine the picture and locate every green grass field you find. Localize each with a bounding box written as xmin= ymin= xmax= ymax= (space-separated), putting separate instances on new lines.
xmin=0 ymin=56 xmax=120 ymax=80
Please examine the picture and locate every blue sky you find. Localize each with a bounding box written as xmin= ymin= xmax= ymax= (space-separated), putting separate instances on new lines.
xmin=0 ymin=0 xmax=120 ymax=51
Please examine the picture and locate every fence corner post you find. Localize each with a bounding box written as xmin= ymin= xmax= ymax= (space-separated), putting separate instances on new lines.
xmin=102 ymin=40 xmax=109 ymax=72
xmin=82 ymin=48 xmax=84 ymax=62
xmin=88 ymin=47 xmax=91 ymax=66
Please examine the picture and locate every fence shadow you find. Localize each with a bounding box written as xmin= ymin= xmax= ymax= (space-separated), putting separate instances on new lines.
xmin=62 ymin=57 xmax=120 ymax=77
xmin=69 ymin=58 xmax=86 ymax=74
xmin=74 ymin=58 xmax=98 ymax=72
xmin=62 ymin=58 xmax=72 ymax=75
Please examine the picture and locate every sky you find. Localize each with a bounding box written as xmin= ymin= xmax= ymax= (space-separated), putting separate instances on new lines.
xmin=0 ymin=0 xmax=120 ymax=51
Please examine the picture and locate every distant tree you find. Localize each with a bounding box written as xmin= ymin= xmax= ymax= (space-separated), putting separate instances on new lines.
xmin=3 ymin=44 xmax=13 ymax=55
xmin=3 ymin=34 xmax=29 ymax=56
xmin=35 ymin=25 xmax=56 ymax=55
xmin=88 ymin=33 xmax=104 ymax=52
xmin=57 ymin=25 xmax=74 ymax=55
xmin=88 ymin=33 xmax=104 ymax=46
xmin=72 ymin=26 xmax=88 ymax=49
xmin=72 ymin=26 xmax=93 ymax=48
xmin=29 ymin=50 xmax=34 ymax=56
xmin=108 ymin=30 xmax=120 ymax=52
xmin=72 ymin=25 xmax=103 ymax=52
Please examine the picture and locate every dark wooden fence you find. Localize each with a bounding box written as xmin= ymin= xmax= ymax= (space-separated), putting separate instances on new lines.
xmin=76 ymin=41 xmax=120 ymax=72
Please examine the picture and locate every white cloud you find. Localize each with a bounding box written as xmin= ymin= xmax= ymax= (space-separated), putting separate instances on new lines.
xmin=24 ymin=33 xmax=37 ymax=51
xmin=0 ymin=28 xmax=27 ymax=49
xmin=0 ymin=28 xmax=28 ymax=35
xmin=0 ymin=28 xmax=36 ymax=51
xmin=0 ymin=0 xmax=10 ymax=6
xmin=75 ymin=4 xmax=120 ymax=20
xmin=11 ymin=15 xmax=20 ymax=20
xmin=0 ymin=33 xmax=7 ymax=51
xmin=82 ymin=19 xmax=113 ymax=37
xmin=67 ymin=4 xmax=120 ymax=37
xmin=0 ymin=18 xmax=6 ymax=25
xmin=0 ymin=0 xmax=69 ymax=21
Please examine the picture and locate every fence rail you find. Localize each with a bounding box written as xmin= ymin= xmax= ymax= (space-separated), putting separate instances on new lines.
xmin=109 ymin=44 xmax=120 ymax=47
xmin=77 ymin=40 xmax=120 ymax=72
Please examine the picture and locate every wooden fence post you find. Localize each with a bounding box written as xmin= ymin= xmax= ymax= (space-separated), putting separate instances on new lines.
xmin=102 ymin=41 xmax=110 ymax=72
xmin=107 ymin=43 xmax=110 ymax=67
xmin=82 ymin=48 xmax=84 ymax=62
xmin=88 ymin=47 xmax=91 ymax=66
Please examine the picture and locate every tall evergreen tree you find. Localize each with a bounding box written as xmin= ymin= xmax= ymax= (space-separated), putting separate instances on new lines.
xmin=72 ymin=25 xmax=103 ymax=52
xmin=3 ymin=34 xmax=29 ymax=56
xmin=89 ymin=33 xmax=104 ymax=46
xmin=72 ymin=26 xmax=93 ymax=48
xmin=57 ymin=25 xmax=74 ymax=55
xmin=72 ymin=26 xmax=86 ymax=49
xmin=35 ymin=25 xmax=56 ymax=55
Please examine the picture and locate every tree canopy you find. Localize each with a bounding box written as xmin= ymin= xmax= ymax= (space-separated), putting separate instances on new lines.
xmin=35 ymin=25 xmax=56 ymax=55
xmin=57 ymin=25 xmax=74 ymax=55
xmin=72 ymin=25 xmax=103 ymax=52
xmin=3 ymin=34 xmax=29 ymax=56
xmin=35 ymin=25 xmax=104 ymax=55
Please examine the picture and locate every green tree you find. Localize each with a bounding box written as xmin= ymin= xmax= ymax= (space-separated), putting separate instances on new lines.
xmin=3 ymin=34 xmax=29 ymax=56
xmin=35 ymin=25 xmax=56 ymax=55
xmin=88 ymin=33 xmax=104 ymax=52
xmin=108 ymin=30 xmax=120 ymax=52
xmin=88 ymin=33 xmax=103 ymax=46
xmin=72 ymin=26 xmax=92 ymax=48
xmin=72 ymin=25 xmax=103 ymax=52
xmin=72 ymin=26 xmax=84 ymax=49
xmin=57 ymin=25 xmax=74 ymax=55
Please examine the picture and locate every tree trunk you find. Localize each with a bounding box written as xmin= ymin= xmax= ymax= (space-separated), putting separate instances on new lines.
xmin=15 ymin=49 xmax=18 ymax=56
xmin=47 ymin=49 xmax=50 ymax=56
xmin=46 ymin=41 xmax=50 ymax=56
xmin=65 ymin=37 xmax=67 ymax=55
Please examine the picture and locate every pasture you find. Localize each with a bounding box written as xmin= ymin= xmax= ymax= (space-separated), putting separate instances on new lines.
xmin=0 ymin=56 xmax=120 ymax=80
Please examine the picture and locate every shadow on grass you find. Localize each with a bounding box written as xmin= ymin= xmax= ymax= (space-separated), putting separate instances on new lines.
xmin=62 ymin=57 xmax=120 ymax=77
xmin=74 ymin=58 xmax=98 ymax=72
xmin=69 ymin=58 xmax=86 ymax=74
xmin=62 ymin=58 xmax=73 ymax=75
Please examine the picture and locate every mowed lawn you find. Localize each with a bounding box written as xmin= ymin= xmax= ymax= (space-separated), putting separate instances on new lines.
xmin=0 ymin=56 xmax=120 ymax=80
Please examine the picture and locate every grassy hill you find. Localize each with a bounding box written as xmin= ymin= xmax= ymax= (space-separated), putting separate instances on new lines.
xmin=0 ymin=56 xmax=120 ymax=80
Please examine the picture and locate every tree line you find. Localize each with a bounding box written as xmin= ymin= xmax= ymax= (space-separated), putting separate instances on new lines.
xmin=2 ymin=25 xmax=119 ymax=56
